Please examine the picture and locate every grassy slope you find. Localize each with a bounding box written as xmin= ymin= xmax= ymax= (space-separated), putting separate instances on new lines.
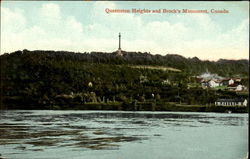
xmin=128 ymin=65 xmax=181 ymax=72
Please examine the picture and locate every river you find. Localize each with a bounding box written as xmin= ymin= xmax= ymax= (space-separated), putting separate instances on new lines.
xmin=0 ymin=110 xmax=248 ymax=159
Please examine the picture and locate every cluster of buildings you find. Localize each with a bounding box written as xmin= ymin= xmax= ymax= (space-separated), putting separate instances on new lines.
xmin=195 ymin=72 xmax=247 ymax=91
xmin=195 ymin=72 xmax=248 ymax=107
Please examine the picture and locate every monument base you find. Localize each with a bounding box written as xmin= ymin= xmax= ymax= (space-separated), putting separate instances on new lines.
xmin=117 ymin=48 xmax=123 ymax=56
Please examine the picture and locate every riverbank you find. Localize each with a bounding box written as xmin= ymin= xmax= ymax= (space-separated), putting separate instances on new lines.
xmin=5 ymin=101 xmax=246 ymax=113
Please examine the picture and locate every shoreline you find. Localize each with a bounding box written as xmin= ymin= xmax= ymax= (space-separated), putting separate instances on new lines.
xmin=2 ymin=102 xmax=248 ymax=113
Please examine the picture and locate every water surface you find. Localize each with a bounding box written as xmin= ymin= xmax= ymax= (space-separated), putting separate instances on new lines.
xmin=0 ymin=110 xmax=248 ymax=159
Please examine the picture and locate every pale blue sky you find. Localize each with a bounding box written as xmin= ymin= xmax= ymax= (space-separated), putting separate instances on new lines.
xmin=1 ymin=1 xmax=249 ymax=60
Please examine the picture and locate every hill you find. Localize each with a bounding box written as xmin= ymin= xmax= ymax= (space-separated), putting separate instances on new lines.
xmin=2 ymin=49 xmax=248 ymax=76
xmin=0 ymin=49 xmax=248 ymax=110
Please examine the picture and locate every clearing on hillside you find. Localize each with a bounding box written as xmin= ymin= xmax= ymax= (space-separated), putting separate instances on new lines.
xmin=129 ymin=65 xmax=181 ymax=72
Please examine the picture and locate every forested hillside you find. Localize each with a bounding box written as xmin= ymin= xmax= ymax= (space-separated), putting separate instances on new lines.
xmin=2 ymin=49 xmax=248 ymax=76
xmin=0 ymin=49 xmax=248 ymax=110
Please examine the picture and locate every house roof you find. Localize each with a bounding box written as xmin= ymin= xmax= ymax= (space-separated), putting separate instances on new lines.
xmin=195 ymin=77 xmax=203 ymax=82
xmin=228 ymin=83 xmax=239 ymax=87
xmin=221 ymin=79 xmax=230 ymax=82
xmin=216 ymin=98 xmax=246 ymax=102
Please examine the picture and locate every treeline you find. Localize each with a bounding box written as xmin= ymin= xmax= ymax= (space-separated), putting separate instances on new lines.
xmin=0 ymin=50 xmax=248 ymax=110
xmin=2 ymin=49 xmax=248 ymax=76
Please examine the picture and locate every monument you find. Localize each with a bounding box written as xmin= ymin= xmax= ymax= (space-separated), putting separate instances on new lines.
xmin=117 ymin=32 xmax=123 ymax=56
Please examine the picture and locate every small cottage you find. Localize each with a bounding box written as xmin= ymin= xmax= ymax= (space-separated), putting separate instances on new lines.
xmin=228 ymin=79 xmax=234 ymax=85
xmin=234 ymin=78 xmax=241 ymax=82
xmin=88 ymin=82 xmax=93 ymax=87
xmin=208 ymin=79 xmax=219 ymax=88
xmin=227 ymin=83 xmax=245 ymax=91
xmin=235 ymin=85 xmax=243 ymax=91
xmin=220 ymin=78 xmax=235 ymax=86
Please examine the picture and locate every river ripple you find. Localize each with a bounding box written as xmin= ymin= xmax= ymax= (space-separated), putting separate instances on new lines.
xmin=0 ymin=110 xmax=248 ymax=159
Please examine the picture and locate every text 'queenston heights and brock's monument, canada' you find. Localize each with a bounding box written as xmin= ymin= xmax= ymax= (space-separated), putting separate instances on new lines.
xmin=105 ymin=8 xmax=229 ymax=14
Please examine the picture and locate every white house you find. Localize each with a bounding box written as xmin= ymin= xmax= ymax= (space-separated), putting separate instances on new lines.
xmin=208 ymin=80 xmax=219 ymax=88
xmin=88 ymin=82 xmax=93 ymax=87
xmin=162 ymin=79 xmax=170 ymax=85
xmin=215 ymin=99 xmax=248 ymax=106
xmin=235 ymin=85 xmax=243 ymax=91
xmin=235 ymin=78 xmax=241 ymax=82
xmin=229 ymin=79 xmax=234 ymax=85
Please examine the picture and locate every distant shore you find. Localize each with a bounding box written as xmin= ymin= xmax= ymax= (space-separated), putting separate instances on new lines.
xmin=1 ymin=50 xmax=248 ymax=112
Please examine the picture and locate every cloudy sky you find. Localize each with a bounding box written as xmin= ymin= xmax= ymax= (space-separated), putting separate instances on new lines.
xmin=1 ymin=1 xmax=249 ymax=60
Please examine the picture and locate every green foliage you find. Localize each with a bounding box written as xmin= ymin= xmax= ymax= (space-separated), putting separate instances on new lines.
xmin=0 ymin=50 xmax=248 ymax=110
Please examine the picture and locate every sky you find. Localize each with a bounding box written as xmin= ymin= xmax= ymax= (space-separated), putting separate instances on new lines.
xmin=1 ymin=1 xmax=249 ymax=60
